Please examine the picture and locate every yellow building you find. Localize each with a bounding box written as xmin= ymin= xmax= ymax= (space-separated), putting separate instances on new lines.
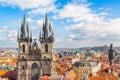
xmin=73 ymin=62 xmax=92 ymax=80
xmin=76 ymin=52 xmax=85 ymax=59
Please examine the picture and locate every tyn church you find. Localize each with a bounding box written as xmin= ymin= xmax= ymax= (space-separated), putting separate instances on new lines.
xmin=17 ymin=13 xmax=54 ymax=80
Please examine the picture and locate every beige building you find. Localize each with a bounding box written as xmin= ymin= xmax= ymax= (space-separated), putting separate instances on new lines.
xmin=73 ymin=62 xmax=92 ymax=80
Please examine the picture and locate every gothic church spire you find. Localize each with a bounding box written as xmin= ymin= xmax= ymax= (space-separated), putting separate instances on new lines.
xmin=20 ymin=14 xmax=29 ymax=40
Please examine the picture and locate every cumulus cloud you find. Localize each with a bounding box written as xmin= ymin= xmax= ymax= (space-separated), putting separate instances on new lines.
xmin=0 ymin=25 xmax=17 ymax=41
xmin=30 ymin=19 xmax=43 ymax=33
xmin=53 ymin=3 xmax=93 ymax=22
xmin=67 ymin=34 xmax=76 ymax=41
xmin=36 ymin=19 xmax=43 ymax=26
xmin=72 ymin=0 xmax=88 ymax=3
xmin=0 ymin=0 xmax=57 ymax=15
xmin=0 ymin=0 xmax=54 ymax=9
xmin=67 ymin=17 xmax=120 ymax=41
xmin=7 ymin=30 xmax=17 ymax=41
xmin=0 ymin=26 xmax=8 ymax=32
xmin=28 ymin=5 xmax=56 ymax=15
xmin=0 ymin=36 xmax=7 ymax=41
xmin=26 ymin=18 xmax=34 ymax=23
xmin=52 ymin=1 xmax=120 ymax=47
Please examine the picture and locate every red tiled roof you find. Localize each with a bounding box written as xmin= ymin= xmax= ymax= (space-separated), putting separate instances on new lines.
xmin=40 ymin=75 xmax=52 ymax=80
xmin=1 ymin=68 xmax=17 ymax=80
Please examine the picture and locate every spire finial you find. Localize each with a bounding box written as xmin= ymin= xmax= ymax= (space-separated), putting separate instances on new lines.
xmin=45 ymin=6 xmax=48 ymax=20
xmin=23 ymin=13 xmax=26 ymax=23
xmin=45 ymin=6 xmax=49 ymax=27
xmin=110 ymin=44 xmax=113 ymax=50
xmin=46 ymin=5 xmax=48 ymax=15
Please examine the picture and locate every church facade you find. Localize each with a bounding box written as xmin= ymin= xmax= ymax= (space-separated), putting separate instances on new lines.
xmin=17 ymin=13 xmax=54 ymax=80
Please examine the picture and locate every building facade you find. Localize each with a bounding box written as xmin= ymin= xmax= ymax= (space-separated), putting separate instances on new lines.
xmin=17 ymin=13 xmax=54 ymax=80
xmin=73 ymin=62 xmax=92 ymax=80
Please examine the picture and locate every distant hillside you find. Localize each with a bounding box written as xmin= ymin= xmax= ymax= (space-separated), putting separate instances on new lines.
xmin=54 ymin=45 xmax=120 ymax=52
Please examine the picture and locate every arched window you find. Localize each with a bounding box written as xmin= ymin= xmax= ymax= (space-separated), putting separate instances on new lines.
xmin=45 ymin=44 xmax=48 ymax=52
xmin=32 ymin=63 xmax=38 ymax=69
xmin=31 ymin=63 xmax=39 ymax=80
xmin=23 ymin=45 xmax=25 ymax=53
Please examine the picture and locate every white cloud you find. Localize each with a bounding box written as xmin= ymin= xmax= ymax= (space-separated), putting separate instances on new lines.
xmin=68 ymin=18 xmax=120 ymax=38
xmin=0 ymin=25 xmax=17 ymax=41
xmin=29 ymin=19 xmax=44 ymax=35
xmin=64 ymin=16 xmax=120 ymax=48
xmin=52 ymin=2 xmax=120 ymax=47
xmin=0 ymin=36 xmax=7 ymax=41
xmin=7 ymin=30 xmax=17 ymax=41
xmin=26 ymin=18 xmax=34 ymax=23
xmin=36 ymin=19 xmax=43 ymax=26
xmin=0 ymin=26 xmax=8 ymax=32
xmin=67 ymin=34 xmax=76 ymax=41
xmin=0 ymin=0 xmax=57 ymax=15
xmin=8 ymin=30 xmax=17 ymax=38
xmin=53 ymin=3 xmax=94 ymax=22
xmin=72 ymin=0 xmax=87 ymax=3
xmin=28 ymin=5 xmax=56 ymax=15
xmin=0 ymin=26 xmax=8 ymax=41
xmin=0 ymin=0 xmax=55 ymax=9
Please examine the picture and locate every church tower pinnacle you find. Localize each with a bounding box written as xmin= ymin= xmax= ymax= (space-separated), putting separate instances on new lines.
xmin=20 ymin=14 xmax=29 ymax=40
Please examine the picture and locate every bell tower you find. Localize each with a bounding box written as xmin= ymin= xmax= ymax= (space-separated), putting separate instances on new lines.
xmin=17 ymin=14 xmax=32 ymax=80
xmin=39 ymin=12 xmax=54 ymax=76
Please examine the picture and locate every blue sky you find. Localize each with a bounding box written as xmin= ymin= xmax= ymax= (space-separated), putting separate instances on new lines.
xmin=0 ymin=0 xmax=120 ymax=48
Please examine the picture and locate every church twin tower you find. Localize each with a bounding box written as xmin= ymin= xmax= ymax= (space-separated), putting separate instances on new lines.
xmin=17 ymin=13 xmax=54 ymax=80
